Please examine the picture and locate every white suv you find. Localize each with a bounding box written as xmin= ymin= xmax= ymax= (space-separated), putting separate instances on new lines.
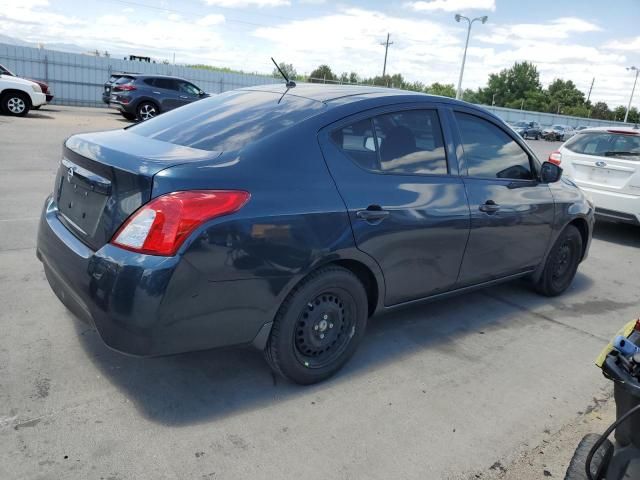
xmin=0 ymin=71 xmax=46 ymax=116
xmin=550 ymin=127 xmax=640 ymax=225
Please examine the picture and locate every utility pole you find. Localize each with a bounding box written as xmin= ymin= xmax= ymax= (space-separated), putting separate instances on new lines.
xmin=492 ymin=92 xmax=496 ymax=106
xmin=586 ymin=77 xmax=595 ymax=103
xmin=520 ymin=99 xmax=524 ymax=110
xmin=624 ymin=66 xmax=638 ymax=123
xmin=380 ymin=33 xmax=393 ymax=78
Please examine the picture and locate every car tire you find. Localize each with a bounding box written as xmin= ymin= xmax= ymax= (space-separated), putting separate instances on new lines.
xmin=535 ymin=224 xmax=582 ymax=297
xmin=1 ymin=92 xmax=30 ymax=117
xmin=136 ymin=101 xmax=158 ymax=121
xmin=535 ymin=133 xmax=540 ymax=140
xmin=563 ymin=433 xmax=612 ymax=480
xmin=121 ymin=112 xmax=136 ymax=121
xmin=265 ymin=266 xmax=368 ymax=385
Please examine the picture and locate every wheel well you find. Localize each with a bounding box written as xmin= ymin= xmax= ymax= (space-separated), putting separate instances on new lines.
xmin=1 ymin=89 xmax=32 ymax=107
xmin=331 ymin=259 xmax=379 ymax=317
xmin=569 ymin=218 xmax=589 ymax=260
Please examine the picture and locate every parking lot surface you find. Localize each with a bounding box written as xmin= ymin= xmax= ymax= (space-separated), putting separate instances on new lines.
xmin=1 ymin=106 xmax=639 ymax=480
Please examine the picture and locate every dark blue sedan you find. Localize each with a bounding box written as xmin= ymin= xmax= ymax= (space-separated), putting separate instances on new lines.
xmin=36 ymin=84 xmax=594 ymax=384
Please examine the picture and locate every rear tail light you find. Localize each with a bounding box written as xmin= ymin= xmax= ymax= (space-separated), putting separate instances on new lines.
xmin=548 ymin=150 xmax=562 ymax=165
xmin=115 ymin=84 xmax=136 ymax=91
xmin=111 ymin=190 xmax=250 ymax=256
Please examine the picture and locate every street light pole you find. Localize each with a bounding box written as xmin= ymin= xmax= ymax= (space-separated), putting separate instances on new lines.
xmin=624 ymin=66 xmax=638 ymax=123
xmin=454 ymin=14 xmax=488 ymax=100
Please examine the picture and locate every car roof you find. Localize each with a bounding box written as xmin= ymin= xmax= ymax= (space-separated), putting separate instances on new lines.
xmin=575 ymin=126 xmax=640 ymax=134
xmin=239 ymin=83 xmax=470 ymax=107
xmin=121 ymin=73 xmax=188 ymax=81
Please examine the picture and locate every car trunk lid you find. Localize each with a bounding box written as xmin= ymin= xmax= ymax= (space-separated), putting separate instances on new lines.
xmin=562 ymin=132 xmax=640 ymax=196
xmin=54 ymin=130 xmax=221 ymax=251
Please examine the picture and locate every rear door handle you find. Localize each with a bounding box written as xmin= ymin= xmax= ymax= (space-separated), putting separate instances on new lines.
xmin=179 ymin=95 xmax=189 ymax=99
xmin=479 ymin=200 xmax=500 ymax=213
xmin=356 ymin=207 xmax=390 ymax=222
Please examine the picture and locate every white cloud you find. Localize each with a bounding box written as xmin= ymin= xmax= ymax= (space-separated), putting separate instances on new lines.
xmin=604 ymin=36 xmax=640 ymax=52
xmin=197 ymin=14 xmax=226 ymax=26
xmin=203 ymin=0 xmax=290 ymax=7
xmin=405 ymin=0 xmax=495 ymax=12
xmin=477 ymin=17 xmax=601 ymax=44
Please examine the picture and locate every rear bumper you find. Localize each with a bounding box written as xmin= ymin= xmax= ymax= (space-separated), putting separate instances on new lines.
xmin=580 ymin=186 xmax=640 ymax=225
xmin=45 ymin=94 xmax=54 ymax=103
xmin=36 ymin=196 xmax=275 ymax=356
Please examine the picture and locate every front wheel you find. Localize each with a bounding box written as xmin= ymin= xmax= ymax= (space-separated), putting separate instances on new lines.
xmin=535 ymin=225 xmax=583 ymax=296
xmin=1 ymin=92 xmax=30 ymax=116
xmin=563 ymin=433 xmax=612 ymax=480
xmin=265 ymin=266 xmax=368 ymax=384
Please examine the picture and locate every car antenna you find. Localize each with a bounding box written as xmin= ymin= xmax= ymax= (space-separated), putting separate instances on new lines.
xmin=271 ymin=57 xmax=296 ymax=88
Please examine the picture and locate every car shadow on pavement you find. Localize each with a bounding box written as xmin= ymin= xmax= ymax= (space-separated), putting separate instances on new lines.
xmin=73 ymin=272 xmax=595 ymax=427
xmin=593 ymin=221 xmax=639 ymax=248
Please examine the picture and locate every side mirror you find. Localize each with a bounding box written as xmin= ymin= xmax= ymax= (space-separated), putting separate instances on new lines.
xmin=540 ymin=161 xmax=563 ymax=183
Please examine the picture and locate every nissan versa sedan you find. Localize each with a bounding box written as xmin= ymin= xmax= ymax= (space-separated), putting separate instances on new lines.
xmin=37 ymin=84 xmax=594 ymax=384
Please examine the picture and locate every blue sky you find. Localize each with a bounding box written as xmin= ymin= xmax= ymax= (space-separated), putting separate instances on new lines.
xmin=2 ymin=0 xmax=639 ymax=106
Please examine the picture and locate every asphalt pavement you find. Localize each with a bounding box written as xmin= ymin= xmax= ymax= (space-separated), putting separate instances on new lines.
xmin=0 ymin=106 xmax=638 ymax=480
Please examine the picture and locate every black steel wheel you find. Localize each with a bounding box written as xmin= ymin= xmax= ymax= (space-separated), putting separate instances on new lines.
xmin=265 ymin=266 xmax=368 ymax=384
xmin=536 ymin=225 xmax=582 ymax=296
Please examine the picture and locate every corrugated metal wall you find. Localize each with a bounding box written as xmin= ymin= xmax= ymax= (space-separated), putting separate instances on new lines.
xmin=0 ymin=42 xmax=630 ymax=128
xmin=482 ymin=105 xmax=628 ymax=128
xmin=0 ymin=43 xmax=275 ymax=107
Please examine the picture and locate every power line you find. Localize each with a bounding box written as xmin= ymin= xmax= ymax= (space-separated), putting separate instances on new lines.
xmin=380 ymin=33 xmax=393 ymax=77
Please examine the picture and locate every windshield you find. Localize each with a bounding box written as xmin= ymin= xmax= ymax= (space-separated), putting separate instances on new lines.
xmin=128 ymin=89 xmax=325 ymax=152
xmin=551 ymin=125 xmax=563 ymax=130
xmin=564 ymin=132 xmax=640 ymax=159
xmin=0 ymin=64 xmax=15 ymax=76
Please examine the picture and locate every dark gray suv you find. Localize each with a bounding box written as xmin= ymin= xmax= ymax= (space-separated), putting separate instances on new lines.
xmin=109 ymin=74 xmax=208 ymax=121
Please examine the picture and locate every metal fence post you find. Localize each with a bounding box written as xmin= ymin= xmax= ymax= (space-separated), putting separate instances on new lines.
xmin=44 ymin=55 xmax=49 ymax=83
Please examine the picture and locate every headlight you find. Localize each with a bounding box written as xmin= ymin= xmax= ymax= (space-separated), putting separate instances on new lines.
xmin=31 ymin=83 xmax=42 ymax=93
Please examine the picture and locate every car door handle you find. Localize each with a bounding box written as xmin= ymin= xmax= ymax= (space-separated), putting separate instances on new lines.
xmin=179 ymin=95 xmax=189 ymax=99
xmin=356 ymin=207 xmax=390 ymax=222
xmin=479 ymin=200 xmax=500 ymax=213
xmin=152 ymin=91 xmax=161 ymax=94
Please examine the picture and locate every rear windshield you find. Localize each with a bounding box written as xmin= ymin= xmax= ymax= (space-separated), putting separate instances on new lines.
xmin=128 ymin=90 xmax=325 ymax=152
xmin=114 ymin=76 xmax=134 ymax=85
xmin=564 ymin=132 xmax=640 ymax=159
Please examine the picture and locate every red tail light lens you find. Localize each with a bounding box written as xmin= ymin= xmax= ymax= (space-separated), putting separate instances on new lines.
xmin=115 ymin=84 xmax=136 ymax=91
xmin=111 ymin=190 xmax=250 ymax=256
xmin=548 ymin=150 xmax=562 ymax=165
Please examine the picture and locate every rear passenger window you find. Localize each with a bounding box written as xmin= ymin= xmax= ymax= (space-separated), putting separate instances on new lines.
xmin=331 ymin=110 xmax=448 ymax=175
xmin=143 ymin=78 xmax=155 ymax=87
xmin=154 ymin=78 xmax=178 ymax=90
xmin=455 ymin=112 xmax=533 ymax=180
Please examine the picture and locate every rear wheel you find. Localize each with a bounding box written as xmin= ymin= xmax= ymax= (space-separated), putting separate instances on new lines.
xmin=265 ymin=266 xmax=368 ymax=384
xmin=136 ymin=101 xmax=158 ymax=121
xmin=564 ymin=433 xmax=613 ymax=480
xmin=1 ymin=92 xmax=30 ymax=116
xmin=535 ymin=225 xmax=582 ymax=296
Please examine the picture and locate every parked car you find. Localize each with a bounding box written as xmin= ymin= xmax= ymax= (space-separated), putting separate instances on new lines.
xmin=543 ymin=124 xmax=575 ymax=141
xmin=0 ymin=63 xmax=53 ymax=107
xmin=102 ymin=72 xmax=137 ymax=105
xmin=0 ymin=66 xmax=46 ymax=116
xmin=512 ymin=120 xmax=542 ymax=140
xmin=550 ymin=126 xmax=640 ymax=225
xmin=36 ymin=84 xmax=594 ymax=384
xmin=108 ymin=74 xmax=208 ymax=121
xmin=576 ymin=125 xmax=589 ymax=131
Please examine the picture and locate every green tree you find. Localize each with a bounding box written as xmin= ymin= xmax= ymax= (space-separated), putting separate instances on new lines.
xmin=309 ymin=64 xmax=336 ymax=82
xmin=349 ymin=72 xmax=359 ymax=84
xmin=425 ymin=82 xmax=456 ymax=98
xmin=626 ymin=107 xmax=639 ymax=123
xmin=613 ymin=105 xmax=626 ymax=121
xmin=591 ymin=101 xmax=611 ymax=120
xmin=272 ymin=62 xmax=296 ymax=80
xmin=546 ymin=79 xmax=585 ymax=113
xmin=478 ymin=61 xmax=542 ymax=106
